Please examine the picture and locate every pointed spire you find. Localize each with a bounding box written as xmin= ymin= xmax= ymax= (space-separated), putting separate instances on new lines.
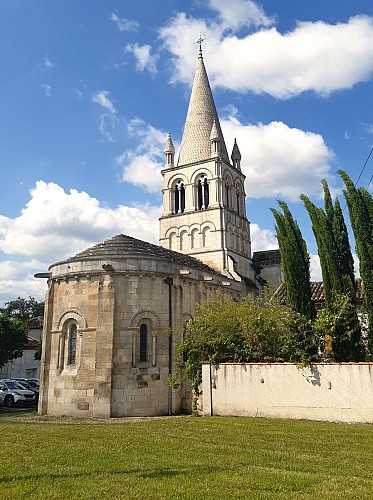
xmin=164 ymin=132 xmax=175 ymax=167
xmin=231 ymin=138 xmax=241 ymax=171
xmin=164 ymin=132 xmax=175 ymax=154
xmin=209 ymin=119 xmax=219 ymax=140
xmin=177 ymin=48 xmax=229 ymax=166
xmin=210 ymin=120 xmax=220 ymax=157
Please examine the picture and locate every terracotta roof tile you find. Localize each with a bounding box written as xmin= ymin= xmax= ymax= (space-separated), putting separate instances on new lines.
xmin=275 ymin=278 xmax=363 ymax=304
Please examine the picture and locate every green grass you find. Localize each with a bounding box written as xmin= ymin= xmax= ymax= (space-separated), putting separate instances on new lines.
xmin=1 ymin=412 xmax=373 ymax=499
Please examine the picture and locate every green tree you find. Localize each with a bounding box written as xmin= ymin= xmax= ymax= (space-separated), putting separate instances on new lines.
xmin=0 ymin=296 xmax=44 ymax=322
xmin=339 ymin=170 xmax=373 ymax=351
xmin=301 ymin=181 xmax=361 ymax=360
xmin=315 ymin=293 xmax=362 ymax=362
xmin=176 ymin=293 xmax=316 ymax=401
xmin=0 ymin=314 xmax=28 ymax=367
xmin=270 ymin=201 xmax=315 ymax=320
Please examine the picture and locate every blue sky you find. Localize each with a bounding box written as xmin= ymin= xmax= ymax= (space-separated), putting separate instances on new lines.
xmin=1 ymin=0 xmax=373 ymax=304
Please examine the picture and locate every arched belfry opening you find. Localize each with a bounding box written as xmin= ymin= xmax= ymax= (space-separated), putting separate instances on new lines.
xmin=174 ymin=180 xmax=185 ymax=214
xmin=197 ymin=175 xmax=209 ymax=210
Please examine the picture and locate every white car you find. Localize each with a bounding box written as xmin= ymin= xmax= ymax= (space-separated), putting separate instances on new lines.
xmin=0 ymin=380 xmax=36 ymax=408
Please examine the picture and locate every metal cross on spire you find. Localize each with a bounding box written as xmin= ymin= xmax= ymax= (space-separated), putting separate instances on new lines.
xmin=195 ymin=33 xmax=206 ymax=58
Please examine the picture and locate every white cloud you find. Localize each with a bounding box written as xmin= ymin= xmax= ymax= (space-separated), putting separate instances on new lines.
xmin=221 ymin=115 xmax=334 ymax=201
xmin=160 ymin=13 xmax=373 ymax=98
xmin=250 ymin=223 xmax=277 ymax=253
xmin=209 ymin=0 xmax=273 ymax=30
xmin=92 ymin=90 xmax=117 ymax=114
xmin=98 ymin=114 xmax=120 ymax=142
xmin=44 ymin=55 xmax=54 ymax=68
xmin=117 ymin=118 xmax=174 ymax=193
xmin=111 ymin=13 xmax=139 ymax=32
xmin=125 ymin=43 xmax=159 ymax=75
xmin=92 ymin=90 xmax=119 ymax=141
xmin=363 ymin=122 xmax=373 ymax=135
xmin=0 ymin=260 xmax=49 ymax=305
xmin=41 ymin=83 xmax=51 ymax=97
xmin=0 ymin=181 xmax=160 ymax=263
xmin=309 ymin=254 xmax=322 ymax=282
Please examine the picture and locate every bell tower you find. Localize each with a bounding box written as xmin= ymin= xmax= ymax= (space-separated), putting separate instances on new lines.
xmin=159 ymin=43 xmax=256 ymax=286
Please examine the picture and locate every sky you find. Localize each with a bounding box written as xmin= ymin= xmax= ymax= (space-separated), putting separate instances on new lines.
xmin=1 ymin=0 xmax=373 ymax=305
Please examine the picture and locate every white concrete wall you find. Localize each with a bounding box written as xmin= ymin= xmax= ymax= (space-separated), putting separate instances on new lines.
xmin=0 ymin=349 xmax=40 ymax=379
xmin=202 ymin=363 xmax=373 ymax=424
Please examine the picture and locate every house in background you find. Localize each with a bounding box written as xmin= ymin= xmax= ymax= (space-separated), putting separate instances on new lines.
xmin=0 ymin=317 xmax=42 ymax=379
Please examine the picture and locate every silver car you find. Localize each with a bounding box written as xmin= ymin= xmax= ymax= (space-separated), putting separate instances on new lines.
xmin=0 ymin=379 xmax=36 ymax=408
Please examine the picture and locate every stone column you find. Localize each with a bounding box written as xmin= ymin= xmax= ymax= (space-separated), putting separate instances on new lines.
xmin=92 ymin=272 xmax=115 ymax=418
xmin=38 ymin=280 xmax=55 ymax=415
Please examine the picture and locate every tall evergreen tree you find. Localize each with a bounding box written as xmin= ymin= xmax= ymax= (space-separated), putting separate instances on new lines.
xmin=271 ymin=201 xmax=315 ymax=320
xmin=300 ymin=194 xmax=339 ymax=308
xmin=301 ymin=181 xmax=361 ymax=360
xmin=339 ymin=170 xmax=373 ymax=351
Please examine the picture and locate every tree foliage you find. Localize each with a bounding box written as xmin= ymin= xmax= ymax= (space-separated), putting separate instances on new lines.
xmin=0 ymin=314 xmax=28 ymax=367
xmin=301 ymin=181 xmax=361 ymax=360
xmin=339 ymin=170 xmax=373 ymax=350
xmin=0 ymin=296 xmax=44 ymax=322
xmin=176 ymin=293 xmax=317 ymax=398
xmin=315 ymin=294 xmax=363 ymax=362
xmin=270 ymin=201 xmax=315 ymax=320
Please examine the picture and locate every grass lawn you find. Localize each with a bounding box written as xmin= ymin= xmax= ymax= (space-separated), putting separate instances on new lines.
xmin=0 ymin=412 xmax=373 ymax=499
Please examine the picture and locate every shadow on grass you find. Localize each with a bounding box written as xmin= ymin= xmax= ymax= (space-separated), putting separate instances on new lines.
xmin=0 ymin=407 xmax=37 ymax=416
xmin=0 ymin=466 xmax=218 ymax=484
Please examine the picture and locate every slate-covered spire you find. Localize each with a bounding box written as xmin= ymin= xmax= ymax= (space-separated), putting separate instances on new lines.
xmin=177 ymin=47 xmax=229 ymax=166
xmin=231 ymin=138 xmax=241 ymax=171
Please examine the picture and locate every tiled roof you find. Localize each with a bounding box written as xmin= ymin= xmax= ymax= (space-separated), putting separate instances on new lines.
xmin=63 ymin=234 xmax=221 ymax=275
xmin=177 ymin=52 xmax=229 ymax=166
xmin=275 ymin=278 xmax=363 ymax=304
xmin=25 ymin=336 xmax=40 ymax=349
xmin=28 ymin=316 xmax=43 ymax=328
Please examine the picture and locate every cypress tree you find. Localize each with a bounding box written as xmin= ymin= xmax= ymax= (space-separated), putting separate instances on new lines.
xmin=339 ymin=170 xmax=373 ymax=351
xmin=271 ymin=201 xmax=315 ymax=320
xmin=300 ymin=194 xmax=338 ymax=308
xmin=301 ymin=181 xmax=361 ymax=360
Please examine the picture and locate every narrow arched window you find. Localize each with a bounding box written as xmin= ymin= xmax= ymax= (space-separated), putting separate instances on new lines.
xmin=140 ymin=323 xmax=147 ymax=362
xmin=225 ymin=179 xmax=230 ymax=208
xmin=197 ymin=176 xmax=209 ymax=210
xmin=67 ymin=323 xmax=77 ymax=365
xmin=174 ymin=181 xmax=185 ymax=214
xmin=236 ymin=188 xmax=240 ymax=215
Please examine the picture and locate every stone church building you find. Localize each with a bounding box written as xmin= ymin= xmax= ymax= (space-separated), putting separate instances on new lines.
xmin=37 ymin=47 xmax=276 ymax=418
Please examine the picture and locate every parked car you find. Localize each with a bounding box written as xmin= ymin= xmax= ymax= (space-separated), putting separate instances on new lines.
xmin=12 ymin=378 xmax=39 ymax=403
xmin=0 ymin=383 xmax=5 ymax=406
xmin=0 ymin=380 xmax=36 ymax=408
xmin=26 ymin=378 xmax=40 ymax=387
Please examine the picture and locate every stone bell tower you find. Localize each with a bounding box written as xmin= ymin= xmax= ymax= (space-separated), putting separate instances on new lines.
xmin=159 ymin=43 xmax=256 ymax=288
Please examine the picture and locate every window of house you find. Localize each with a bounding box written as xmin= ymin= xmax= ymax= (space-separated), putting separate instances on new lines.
xmin=140 ymin=323 xmax=147 ymax=362
xmin=67 ymin=323 xmax=77 ymax=365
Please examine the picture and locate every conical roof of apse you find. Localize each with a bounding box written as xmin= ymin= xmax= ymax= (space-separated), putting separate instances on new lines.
xmin=177 ymin=49 xmax=229 ymax=166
